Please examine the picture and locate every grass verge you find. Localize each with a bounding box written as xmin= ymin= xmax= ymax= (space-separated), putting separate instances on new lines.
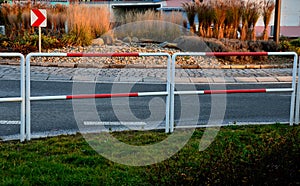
xmin=0 ymin=124 xmax=299 ymax=185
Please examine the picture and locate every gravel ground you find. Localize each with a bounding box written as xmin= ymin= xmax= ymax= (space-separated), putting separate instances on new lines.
xmin=0 ymin=42 xmax=295 ymax=68
xmin=38 ymin=43 xmax=220 ymax=67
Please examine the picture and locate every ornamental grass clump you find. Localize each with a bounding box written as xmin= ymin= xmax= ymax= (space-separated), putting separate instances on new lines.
xmin=248 ymin=1 xmax=262 ymax=41
xmin=262 ymin=0 xmax=275 ymax=40
xmin=240 ymin=1 xmax=251 ymax=41
xmin=213 ymin=0 xmax=227 ymax=39
xmin=182 ymin=2 xmax=197 ymax=33
xmin=65 ymin=4 xmax=110 ymax=46
xmin=183 ymin=0 xmax=275 ymax=41
xmin=224 ymin=0 xmax=241 ymax=39
xmin=47 ymin=4 xmax=67 ymax=34
xmin=196 ymin=1 xmax=215 ymax=38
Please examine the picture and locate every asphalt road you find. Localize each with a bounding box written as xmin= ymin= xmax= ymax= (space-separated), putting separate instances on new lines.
xmin=0 ymin=80 xmax=292 ymax=138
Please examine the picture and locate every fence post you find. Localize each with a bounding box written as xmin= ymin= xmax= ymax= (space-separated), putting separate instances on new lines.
xmin=294 ymin=54 xmax=300 ymax=125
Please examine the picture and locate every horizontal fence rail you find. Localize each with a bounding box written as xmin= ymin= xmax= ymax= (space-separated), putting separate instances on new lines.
xmin=25 ymin=52 xmax=171 ymax=141
xmin=174 ymin=88 xmax=294 ymax=95
xmin=170 ymin=52 xmax=299 ymax=132
xmin=29 ymin=92 xmax=169 ymax=101
xmin=0 ymin=53 xmax=25 ymax=142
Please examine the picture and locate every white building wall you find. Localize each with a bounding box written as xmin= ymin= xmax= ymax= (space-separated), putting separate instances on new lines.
xmin=256 ymin=0 xmax=300 ymax=26
xmin=280 ymin=0 xmax=300 ymax=26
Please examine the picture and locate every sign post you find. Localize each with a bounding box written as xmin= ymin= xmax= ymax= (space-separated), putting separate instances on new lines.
xmin=31 ymin=9 xmax=47 ymax=53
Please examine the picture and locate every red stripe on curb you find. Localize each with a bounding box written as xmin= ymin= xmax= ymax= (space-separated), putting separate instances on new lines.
xmin=66 ymin=53 xmax=140 ymax=57
xmin=203 ymin=89 xmax=267 ymax=94
xmin=66 ymin=93 xmax=139 ymax=99
xmin=205 ymin=52 xmax=269 ymax=57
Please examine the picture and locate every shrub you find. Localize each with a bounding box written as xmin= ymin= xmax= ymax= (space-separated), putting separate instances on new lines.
xmin=290 ymin=38 xmax=300 ymax=47
xmin=0 ymin=32 xmax=63 ymax=53
xmin=278 ymin=38 xmax=300 ymax=55
xmin=279 ymin=40 xmax=292 ymax=52
xmin=260 ymin=40 xmax=278 ymax=51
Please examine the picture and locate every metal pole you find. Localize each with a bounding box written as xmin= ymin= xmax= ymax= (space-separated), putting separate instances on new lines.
xmin=289 ymin=53 xmax=298 ymax=125
xmin=166 ymin=54 xmax=171 ymax=133
xmin=20 ymin=54 xmax=26 ymax=142
xmin=274 ymin=0 xmax=281 ymax=43
xmin=294 ymin=55 xmax=300 ymax=125
xmin=39 ymin=27 xmax=41 ymax=52
xmin=26 ymin=54 xmax=32 ymax=140
xmin=170 ymin=54 xmax=176 ymax=133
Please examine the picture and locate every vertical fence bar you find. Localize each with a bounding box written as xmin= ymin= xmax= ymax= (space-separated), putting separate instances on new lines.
xmin=166 ymin=54 xmax=171 ymax=133
xmin=288 ymin=53 xmax=298 ymax=125
xmin=25 ymin=54 xmax=31 ymax=141
xmin=295 ymin=54 xmax=300 ymax=125
xmin=170 ymin=53 xmax=179 ymax=133
xmin=20 ymin=54 xmax=25 ymax=142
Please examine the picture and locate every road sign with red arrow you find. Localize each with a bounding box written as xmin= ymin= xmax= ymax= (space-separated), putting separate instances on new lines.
xmin=31 ymin=9 xmax=47 ymax=27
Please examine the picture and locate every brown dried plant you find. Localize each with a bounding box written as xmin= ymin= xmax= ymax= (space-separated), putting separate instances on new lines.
xmin=196 ymin=2 xmax=215 ymax=38
xmin=262 ymin=0 xmax=275 ymax=40
xmin=66 ymin=4 xmax=110 ymax=45
xmin=213 ymin=0 xmax=227 ymax=39
xmin=182 ymin=2 xmax=197 ymax=33
xmin=240 ymin=0 xmax=253 ymax=41
xmin=248 ymin=1 xmax=262 ymax=41
xmin=224 ymin=0 xmax=242 ymax=39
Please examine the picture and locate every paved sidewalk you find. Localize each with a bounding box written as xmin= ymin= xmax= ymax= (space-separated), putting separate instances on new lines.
xmin=0 ymin=65 xmax=294 ymax=84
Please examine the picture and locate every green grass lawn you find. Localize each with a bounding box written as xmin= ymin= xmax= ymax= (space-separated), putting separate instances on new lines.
xmin=0 ymin=124 xmax=299 ymax=185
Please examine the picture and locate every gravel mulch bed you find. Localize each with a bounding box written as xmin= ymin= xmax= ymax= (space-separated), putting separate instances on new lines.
xmin=0 ymin=43 xmax=295 ymax=69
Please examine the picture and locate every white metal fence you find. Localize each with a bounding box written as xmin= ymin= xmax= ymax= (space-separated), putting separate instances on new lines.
xmin=0 ymin=51 xmax=298 ymax=141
